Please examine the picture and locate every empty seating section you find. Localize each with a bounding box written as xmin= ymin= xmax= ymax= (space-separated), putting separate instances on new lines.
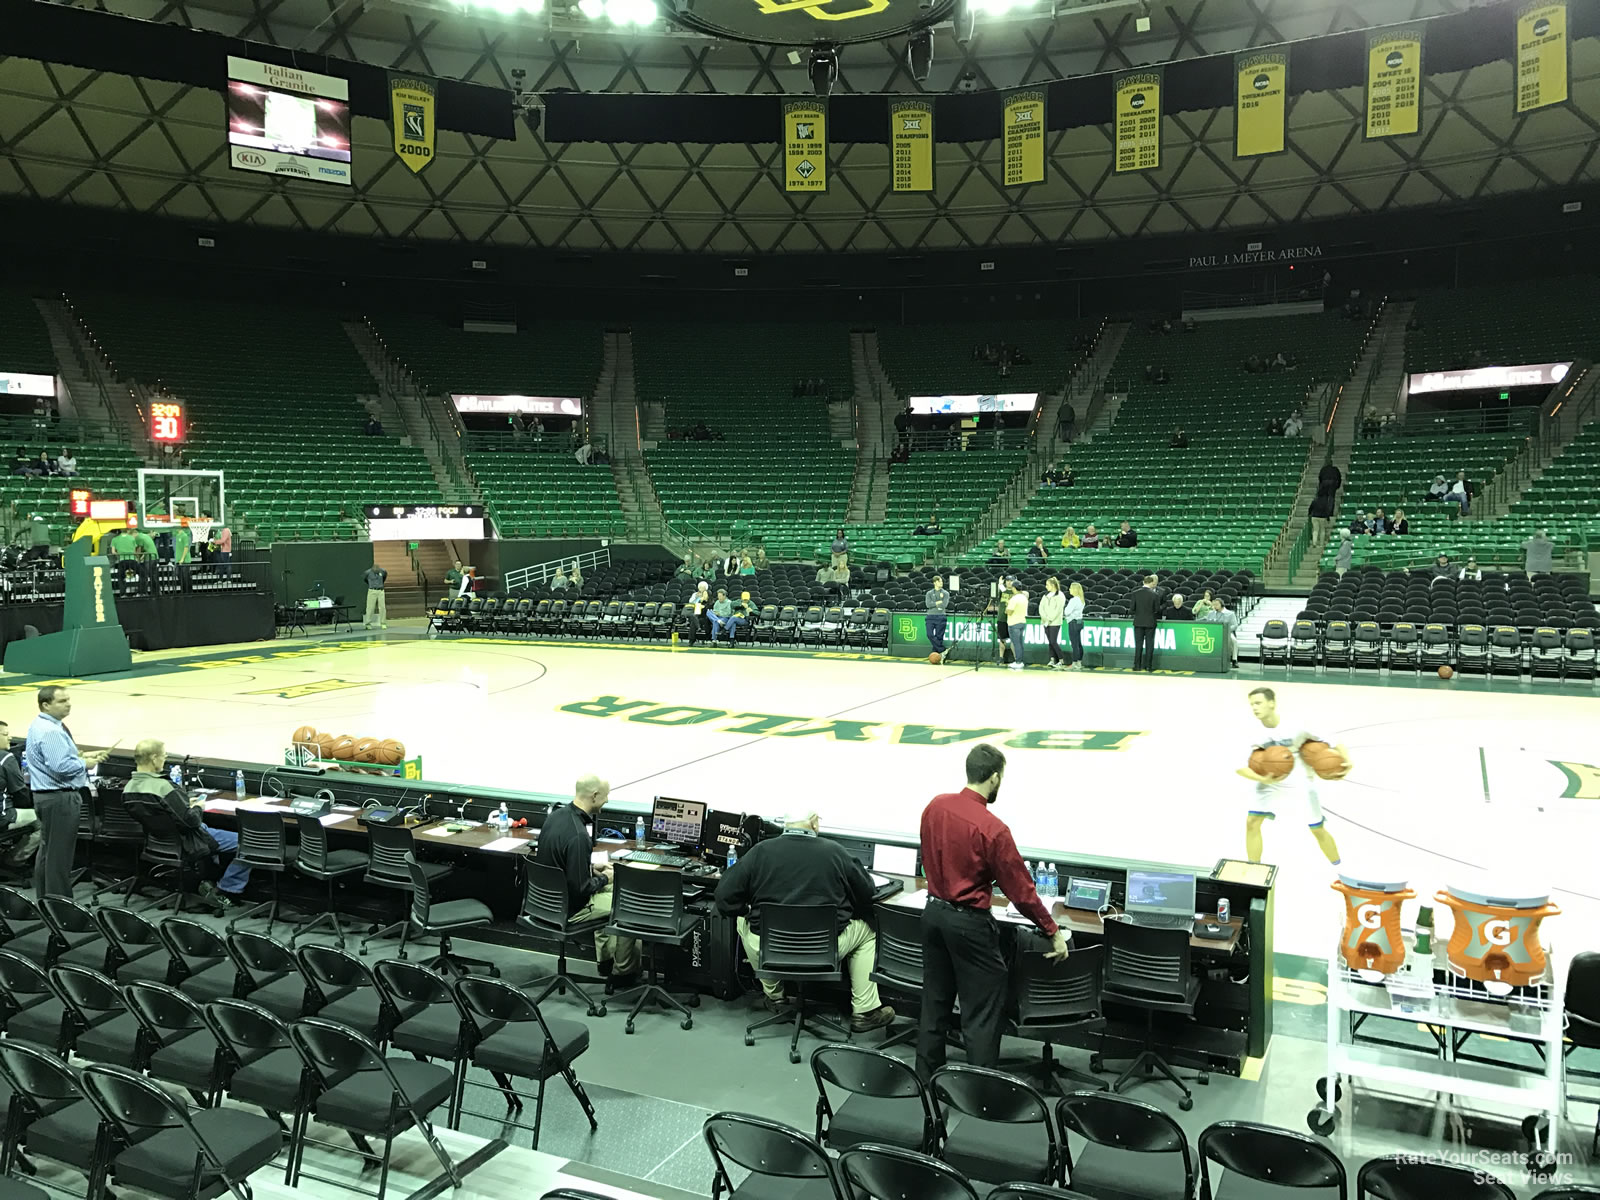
xmin=1406 ymin=279 xmax=1600 ymax=373
xmin=368 ymin=316 xmax=603 ymax=397
xmin=467 ymin=451 xmax=626 ymax=537
xmin=638 ymin=323 xmax=853 ymax=557
xmin=848 ymin=451 xmax=1023 ymax=564
xmin=0 ymin=289 xmax=53 ymax=374
xmin=968 ymin=315 xmax=1367 ymax=572
xmin=1318 ymin=433 xmax=1529 ymax=570
xmin=876 ymin=319 xmax=1095 ymax=396
xmin=73 ymin=295 xmax=441 ymax=543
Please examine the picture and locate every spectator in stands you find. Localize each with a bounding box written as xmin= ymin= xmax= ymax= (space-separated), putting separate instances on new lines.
xmin=1060 ymin=464 xmax=1075 ymax=487
xmin=1523 ymin=528 xmax=1555 ymax=575
xmin=1430 ymin=554 xmax=1455 ymax=582
xmin=1427 ymin=475 xmax=1449 ymax=503
xmin=1352 ymin=512 xmax=1374 ymax=536
xmin=1039 ymin=577 xmax=1066 ymax=669
xmin=1058 ymin=403 xmax=1075 ymax=443
xmin=1459 ymin=557 xmax=1483 ymax=582
xmin=36 ymin=451 xmax=58 ymax=476
xmin=1244 ymin=354 xmax=1263 ymax=374
xmin=709 ymin=589 xmax=744 ymax=644
xmin=830 ymin=530 xmax=851 ymax=570
xmin=1308 ymin=487 xmax=1335 ymax=545
xmin=675 ymin=556 xmax=695 ymax=580
xmin=364 ymin=416 xmax=383 ymax=436
xmin=755 ymin=547 xmax=769 ymax=571
xmin=1028 ymin=538 xmax=1049 ymax=565
xmin=1445 ymin=474 xmax=1470 ymax=515
xmin=1115 ymin=521 xmax=1139 ymax=549
xmin=1192 ymin=589 xmax=1215 ymax=619
xmin=1319 ymin=460 xmax=1343 ymax=492
xmin=1081 ymin=525 xmax=1101 ymax=549
xmin=1005 ymin=581 xmax=1030 ymax=670
xmin=551 ymin=568 xmax=570 ymax=592
xmin=568 ymin=561 xmax=585 ymax=590
xmin=696 ymin=559 xmax=717 ymax=582
xmin=987 ymin=539 xmax=1011 ymax=566
xmin=1284 ymin=413 xmax=1304 ymax=437
xmin=1166 ymin=593 xmax=1193 ymax=621
xmin=1335 ymin=529 xmax=1353 ymax=576
xmin=575 ymin=442 xmax=593 ymax=466
xmin=12 ymin=448 xmax=38 ymax=477
xmin=1361 ymin=414 xmax=1382 ymax=440
xmin=1161 ymin=319 xmax=1173 ymax=335
xmin=1144 ymin=364 xmax=1156 ymax=383
xmin=1267 ymin=417 xmax=1284 ymax=437
xmin=1391 ymin=509 xmax=1410 ymax=536
xmin=721 ymin=549 xmax=739 ymax=577
xmin=1371 ymin=508 xmax=1391 ymax=537
xmin=55 ymin=449 xmax=77 ymax=477
xmin=1272 ymin=351 xmax=1288 ymax=370
xmin=531 ymin=417 xmax=544 ymax=442
xmin=1060 ymin=527 xmax=1081 ymax=550
xmin=739 ymin=554 xmax=756 ymax=577
xmin=924 ymin=513 xmax=941 ymax=535
xmin=1169 ymin=428 xmax=1188 ymax=449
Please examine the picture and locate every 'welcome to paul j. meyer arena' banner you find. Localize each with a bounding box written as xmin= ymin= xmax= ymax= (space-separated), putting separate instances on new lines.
xmin=890 ymin=613 xmax=1228 ymax=672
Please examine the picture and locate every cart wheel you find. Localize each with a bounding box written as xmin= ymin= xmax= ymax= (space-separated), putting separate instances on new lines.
xmin=1089 ymin=1055 xmax=1105 ymax=1074
xmin=1315 ymin=1077 xmax=1343 ymax=1103
xmin=1306 ymin=1108 xmax=1337 ymax=1137
xmin=1527 ymin=1150 xmax=1557 ymax=1180
xmin=1178 ymin=1095 xmax=1193 ymax=1112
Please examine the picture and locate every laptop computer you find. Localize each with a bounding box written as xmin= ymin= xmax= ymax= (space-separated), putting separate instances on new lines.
xmin=1125 ymin=870 xmax=1197 ymax=931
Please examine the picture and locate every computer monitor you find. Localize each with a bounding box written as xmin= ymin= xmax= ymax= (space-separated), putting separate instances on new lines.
xmin=1124 ymin=870 xmax=1197 ymax=920
xmin=872 ymin=844 xmax=918 ymax=877
xmin=701 ymin=808 xmax=744 ymax=867
xmin=650 ymin=796 xmax=706 ymax=850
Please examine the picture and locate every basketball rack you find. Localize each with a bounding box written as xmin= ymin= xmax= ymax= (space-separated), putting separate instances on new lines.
xmin=284 ymin=742 xmax=424 ymax=781
xmin=1309 ymin=939 xmax=1566 ymax=1177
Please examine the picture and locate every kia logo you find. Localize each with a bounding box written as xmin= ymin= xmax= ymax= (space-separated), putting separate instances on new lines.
xmin=238 ymin=152 xmax=267 ymax=166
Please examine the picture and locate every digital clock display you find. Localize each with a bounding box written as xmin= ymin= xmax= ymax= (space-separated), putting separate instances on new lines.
xmin=365 ymin=504 xmax=486 ymax=542
xmin=367 ymin=505 xmax=481 ymax=520
xmin=150 ymin=401 xmax=185 ymax=443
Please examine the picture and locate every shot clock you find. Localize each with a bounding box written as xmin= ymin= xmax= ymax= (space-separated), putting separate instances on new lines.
xmin=150 ymin=401 xmax=185 ymax=443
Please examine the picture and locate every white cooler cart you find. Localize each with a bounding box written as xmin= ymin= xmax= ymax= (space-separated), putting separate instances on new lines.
xmin=1309 ymin=926 xmax=1566 ymax=1177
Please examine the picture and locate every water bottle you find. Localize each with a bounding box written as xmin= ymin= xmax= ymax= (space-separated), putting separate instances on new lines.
xmin=1047 ymin=863 xmax=1059 ymax=899
xmin=496 ymin=803 xmax=510 ymax=833
xmin=169 ymin=764 xmax=182 ymax=789
xmin=234 ymin=769 xmax=245 ymax=799
xmin=634 ymin=814 xmax=646 ymax=845
xmin=726 ymin=845 xmax=737 ymax=869
xmin=1035 ymin=861 xmax=1048 ymax=895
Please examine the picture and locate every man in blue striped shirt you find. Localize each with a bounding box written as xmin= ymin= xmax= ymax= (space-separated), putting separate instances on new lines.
xmin=25 ymin=687 xmax=109 ymax=898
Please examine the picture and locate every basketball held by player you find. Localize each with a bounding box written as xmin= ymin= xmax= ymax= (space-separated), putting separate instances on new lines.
xmin=1236 ymin=686 xmax=1346 ymax=867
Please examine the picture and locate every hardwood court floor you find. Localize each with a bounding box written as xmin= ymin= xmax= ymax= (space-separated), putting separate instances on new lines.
xmin=14 ymin=628 xmax=1598 ymax=961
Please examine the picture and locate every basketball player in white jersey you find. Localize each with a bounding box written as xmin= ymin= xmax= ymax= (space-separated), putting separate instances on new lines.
xmin=1235 ymin=686 xmax=1346 ymax=866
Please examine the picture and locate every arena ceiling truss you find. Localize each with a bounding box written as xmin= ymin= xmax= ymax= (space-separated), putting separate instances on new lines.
xmin=1 ymin=0 xmax=1598 ymax=253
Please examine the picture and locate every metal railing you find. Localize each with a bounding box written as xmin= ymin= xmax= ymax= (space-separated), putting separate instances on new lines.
xmin=1391 ymin=408 xmax=1540 ymax=437
xmin=502 ymin=546 xmax=613 ymax=593
xmin=462 ymin=430 xmax=608 ymax=455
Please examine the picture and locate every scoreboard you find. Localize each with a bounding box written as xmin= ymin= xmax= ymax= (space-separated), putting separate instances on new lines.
xmin=150 ymin=401 xmax=186 ymax=443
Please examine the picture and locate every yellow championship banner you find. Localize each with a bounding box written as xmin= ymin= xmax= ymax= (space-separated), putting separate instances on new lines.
xmin=388 ymin=73 xmax=437 ymax=175
xmin=889 ymin=100 xmax=934 ymax=193
xmin=1113 ymin=70 xmax=1162 ymax=173
xmin=1516 ymin=2 xmax=1568 ymax=114
xmin=783 ymin=100 xmax=827 ymax=193
xmin=1365 ymin=29 xmax=1422 ymax=139
xmin=1235 ymin=51 xmax=1287 ymax=158
xmin=1001 ymin=90 xmax=1046 ymax=187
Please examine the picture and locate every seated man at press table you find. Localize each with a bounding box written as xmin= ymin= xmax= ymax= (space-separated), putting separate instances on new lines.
xmin=533 ymin=773 xmax=640 ymax=986
xmin=713 ymin=811 xmax=895 ymax=1032
xmin=122 ymin=737 xmax=250 ymax=910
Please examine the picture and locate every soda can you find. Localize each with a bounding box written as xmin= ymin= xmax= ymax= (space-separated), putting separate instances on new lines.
xmin=1217 ymin=897 xmax=1231 ymax=924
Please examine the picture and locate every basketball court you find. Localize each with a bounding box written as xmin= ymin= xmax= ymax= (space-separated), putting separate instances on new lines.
xmin=12 ymin=629 xmax=1598 ymax=962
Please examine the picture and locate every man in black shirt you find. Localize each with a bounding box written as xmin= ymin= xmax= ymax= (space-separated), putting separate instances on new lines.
xmin=0 ymin=721 xmax=38 ymax=867
xmin=533 ymin=774 xmax=639 ymax=981
xmin=714 ymin=812 xmax=894 ymax=1031
xmin=1129 ymin=574 xmax=1166 ymax=672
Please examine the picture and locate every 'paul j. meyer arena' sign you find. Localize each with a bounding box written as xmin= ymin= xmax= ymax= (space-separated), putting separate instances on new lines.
xmin=891 ymin=614 xmax=1228 ymax=672
xmin=1187 ymin=244 xmax=1322 ymax=269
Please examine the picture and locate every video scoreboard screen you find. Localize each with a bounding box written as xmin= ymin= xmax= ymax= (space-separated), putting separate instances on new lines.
xmin=909 ymin=393 xmax=1040 ymax=415
xmin=366 ymin=504 xmax=485 ymax=541
xmin=450 ymin=395 xmax=585 ymax=418
xmin=227 ymin=56 xmax=352 ymax=186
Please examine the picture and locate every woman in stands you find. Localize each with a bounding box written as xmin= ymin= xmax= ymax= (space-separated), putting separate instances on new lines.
xmin=1192 ymin=589 xmax=1216 ymax=618
xmin=739 ymin=554 xmax=756 ymax=576
xmin=1391 ymin=508 xmax=1410 ymax=536
xmin=1081 ymin=525 xmax=1101 ymax=549
xmin=1060 ymin=526 xmax=1081 ymax=549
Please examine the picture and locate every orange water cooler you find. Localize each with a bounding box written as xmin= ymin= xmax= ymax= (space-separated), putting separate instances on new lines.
xmin=1332 ymin=875 xmax=1414 ymax=977
xmin=1434 ymin=884 xmax=1560 ymax=993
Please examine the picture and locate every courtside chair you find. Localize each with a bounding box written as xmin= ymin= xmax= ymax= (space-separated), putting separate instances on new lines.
xmin=989 ymin=1187 xmax=1097 ymax=1200
xmin=288 ymin=1017 xmax=461 ymax=1200
xmin=743 ymin=903 xmax=850 ymax=1063
xmin=0 ymin=887 xmax=51 ymax=962
xmin=703 ymin=1111 xmax=846 ymax=1200
xmin=290 ymin=815 xmax=367 ymax=948
xmin=1530 ymin=1188 xmax=1600 ymax=1200
xmin=230 ymin=809 xmax=294 ymax=931
xmin=161 ymin=919 xmax=238 ymax=1005
xmin=1095 ymin=919 xmax=1207 ymax=1111
xmin=95 ymin=906 xmax=174 ymax=985
xmin=372 ymin=958 xmax=468 ymax=1065
xmin=202 ymin=999 xmax=307 ymax=1167
xmin=451 ymin=975 xmax=598 ymax=1150
xmin=1055 ymin=1089 xmax=1195 ymax=1199
xmin=122 ymin=797 xmax=216 ymax=914
xmin=402 ymin=854 xmax=497 ymax=977
xmin=869 ymin=902 xmax=926 ymax=1049
xmin=226 ymin=930 xmax=311 ymax=1022
xmin=0 ymin=1042 xmax=99 ymax=1186
xmin=1005 ymin=940 xmax=1107 ymax=1096
xmin=0 ymin=950 xmax=68 ymax=1051
xmin=810 ymin=1044 xmax=937 ymax=1155
xmin=837 ymin=1143 xmax=981 ymax=1200
xmin=931 ymin=1064 xmax=1059 ymax=1191
xmin=297 ymin=944 xmax=394 ymax=1044
xmin=1200 ymin=1121 xmax=1347 ymax=1199
xmin=78 ymin=1063 xmax=282 ymax=1200
xmin=359 ymin=826 xmax=451 ymax=957
xmin=518 ymin=859 xmax=608 ymax=1017
xmin=122 ymin=981 xmax=227 ymax=1107
xmin=1354 ymin=1152 xmax=1514 ymax=1200
xmin=605 ymin=863 xmax=701 ymax=1035
xmin=49 ymin=964 xmax=144 ymax=1065
xmin=37 ymin=896 xmax=109 ymax=969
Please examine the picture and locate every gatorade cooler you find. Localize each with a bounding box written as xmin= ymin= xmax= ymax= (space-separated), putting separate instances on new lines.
xmin=1332 ymin=875 xmax=1415 ymax=979
xmin=1434 ymin=884 xmax=1560 ymax=994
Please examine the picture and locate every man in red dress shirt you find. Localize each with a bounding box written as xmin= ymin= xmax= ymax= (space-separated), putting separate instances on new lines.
xmin=917 ymin=743 xmax=1068 ymax=1079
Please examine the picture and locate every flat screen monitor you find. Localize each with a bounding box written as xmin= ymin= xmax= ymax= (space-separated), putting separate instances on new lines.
xmin=650 ymin=796 xmax=706 ymax=849
xmin=226 ymin=56 xmax=352 ymax=187
xmin=1125 ymin=870 xmax=1196 ymax=919
xmin=701 ymin=808 xmax=744 ymax=867
xmin=872 ymin=844 xmax=918 ymax=877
